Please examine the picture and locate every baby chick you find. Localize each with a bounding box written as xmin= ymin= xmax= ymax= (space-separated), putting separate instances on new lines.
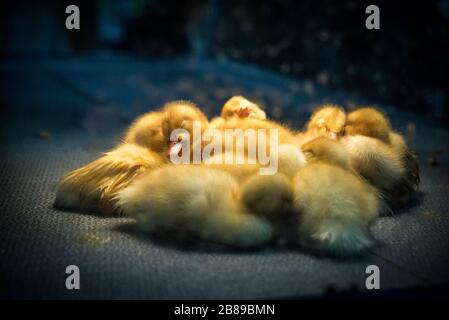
xmin=344 ymin=107 xmax=390 ymax=143
xmin=240 ymin=172 xmax=294 ymax=228
xmin=54 ymin=143 xmax=164 ymax=215
xmin=116 ymin=144 xmax=305 ymax=248
xmin=305 ymin=104 xmax=346 ymax=140
xmin=292 ymin=137 xmax=380 ymax=256
xmin=206 ymin=96 xmax=302 ymax=172
xmin=116 ymin=165 xmax=274 ymax=248
xmin=342 ymin=107 xmax=419 ymax=207
xmin=220 ymin=96 xmax=267 ymax=120
xmin=237 ymin=144 xmax=306 ymax=217
xmin=125 ymin=101 xmax=209 ymax=160
xmin=123 ymin=111 xmax=165 ymax=154
xmin=55 ymin=101 xmax=209 ymax=215
xmin=209 ymin=96 xmax=266 ymax=129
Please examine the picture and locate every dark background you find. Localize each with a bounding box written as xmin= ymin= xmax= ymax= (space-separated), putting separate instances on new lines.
xmin=1 ymin=0 xmax=448 ymax=122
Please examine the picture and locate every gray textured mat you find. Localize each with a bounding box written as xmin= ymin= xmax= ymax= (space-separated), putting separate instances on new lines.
xmin=0 ymin=58 xmax=448 ymax=299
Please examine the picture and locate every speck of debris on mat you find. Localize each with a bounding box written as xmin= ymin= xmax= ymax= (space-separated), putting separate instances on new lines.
xmin=79 ymin=233 xmax=111 ymax=245
xmin=423 ymin=210 xmax=435 ymax=218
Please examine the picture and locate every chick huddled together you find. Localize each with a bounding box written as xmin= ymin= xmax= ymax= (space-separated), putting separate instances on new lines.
xmin=55 ymin=96 xmax=419 ymax=256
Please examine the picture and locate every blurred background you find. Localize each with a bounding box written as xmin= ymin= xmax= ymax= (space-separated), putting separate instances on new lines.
xmin=0 ymin=0 xmax=448 ymax=138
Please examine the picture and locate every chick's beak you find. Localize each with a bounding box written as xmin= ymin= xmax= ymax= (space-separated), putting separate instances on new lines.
xmin=329 ymin=131 xmax=339 ymax=140
xmin=167 ymin=141 xmax=183 ymax=159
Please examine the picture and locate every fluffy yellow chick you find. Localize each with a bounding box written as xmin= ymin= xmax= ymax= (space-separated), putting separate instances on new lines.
xmin=54 ymin=101 xmax=209 ymax=215
xmin=292 ymin=137 xmax=380 ymax=256
xmin=215 ymin=144 xmax=305 ymax=216
xmin=125 ymin=101 xmax=209 ymax=161
xmin=210 ymin=96 xmax=267 ymax=129
xmin=116 ymin=144 xmax=305 ymax=248
xmin=342 ymin=107 xmax=419 ymax=207
xmin=116 ymin=165 xmax=274 ymax=248
xmin=220 ymin=96 xmax=267 ymax=120
xmin=305 ymin=104 xmax=346 ymax=140
xmin=215 ymin=114 xmax=301 ymax=159
xmin=206 ymin=96 xmax=302 ymax=175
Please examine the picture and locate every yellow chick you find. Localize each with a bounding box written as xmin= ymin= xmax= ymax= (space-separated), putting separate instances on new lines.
xmin=116 ymin=143 xmax=306 ymax=248
xmin=125 ymin=101 xmax=209 ymax=160
xmin=342 ymin=107 xmax=419 ymax=207
xmin=209 ymin=96 xmax=267 ymax=129
xmin=210 ymin=96 xmax=267 ymax=129
xmin=54 ymin=101 xmax=209 ymax=215
xmin=220 ymin=96 xmax=267 ymax=120
xmin=305 ymin=104 xmax=346 ymax=140
xmin=116 ymin=165 xmax=274 ymax=248
xmin=292 ymin=137 xmax=380 ymax=256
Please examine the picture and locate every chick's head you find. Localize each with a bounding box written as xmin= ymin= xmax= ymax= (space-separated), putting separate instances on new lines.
xmin=162 ymin=101 xmax=209 ymax=160
xmin=221 ymin=96 xmax=266 ymax=120
xmin=344 ymin=107 xmax=391 ymax=143
xmin=307 ymin=105 xmax=346 ymax=140
xmin=123 ymin=111 xmax=166 ymax=154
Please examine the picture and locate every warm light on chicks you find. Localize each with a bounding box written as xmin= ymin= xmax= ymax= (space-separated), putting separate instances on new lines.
xmin=54 ymin=96 xmax=419 ymax=256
